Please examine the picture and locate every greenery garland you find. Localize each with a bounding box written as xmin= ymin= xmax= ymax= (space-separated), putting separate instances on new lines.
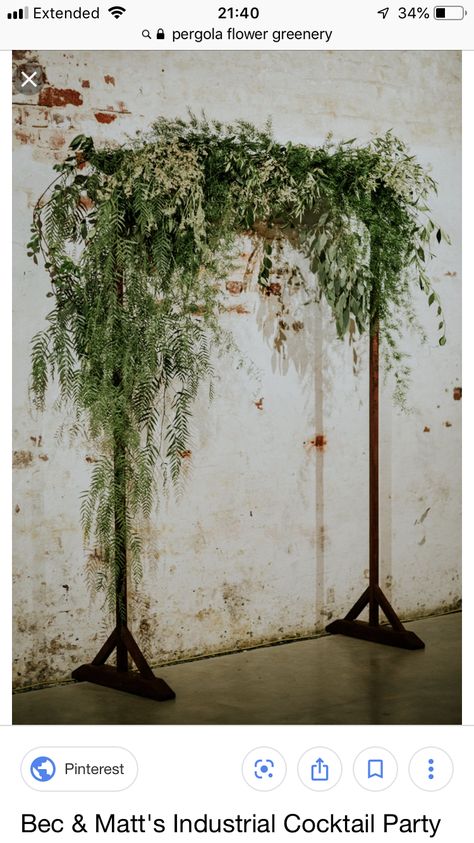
xmin=27 ymin=115 xmax=448 ymax=596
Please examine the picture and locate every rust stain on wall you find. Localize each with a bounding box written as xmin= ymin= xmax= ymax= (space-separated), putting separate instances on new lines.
xmin=39 ymin=87 xmax=83 ymax=107
xmin=262 ymin=282 xmax=282 ymax=297
xmin=226 ymin=280 xmax=243 ymax=295
xmin=222 ymin=582 xmax=251 ymax=623
xmin=104 ymin=75 xmax=116 ymax=86
xmin=423 ymin=426 xmax=431 ymax=432
xmin=224 ymin=303 xmax=250 ymax=315
xmin=13 ymin=450 xmax=33 ymax=468
xmin=453 ymin=387 xmax=462 ymax=400
xmin=15 ymin=131 xmax=35 ymax=145
xmin=195 ymin=608 xmax=214 ymax=621
xmin=305 ymin=435 xmax=327 ymax=450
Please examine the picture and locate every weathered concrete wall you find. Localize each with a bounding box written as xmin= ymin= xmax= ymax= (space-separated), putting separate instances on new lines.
xmin=12 ymin=51 xmax=461 ymax=689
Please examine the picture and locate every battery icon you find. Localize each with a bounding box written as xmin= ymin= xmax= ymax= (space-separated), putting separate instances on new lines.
xmin=434 ymin=6 xmax=466 ymax=18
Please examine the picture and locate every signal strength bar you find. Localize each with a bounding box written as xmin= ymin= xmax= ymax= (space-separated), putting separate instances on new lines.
xmin=7 ymin=6 xmax=29 ymax=18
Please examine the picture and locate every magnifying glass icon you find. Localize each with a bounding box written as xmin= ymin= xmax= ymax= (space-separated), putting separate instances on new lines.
xmin=142 ymin=29 xmax=152 ymax=39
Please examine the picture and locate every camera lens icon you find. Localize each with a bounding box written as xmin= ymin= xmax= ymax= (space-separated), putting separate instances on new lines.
xmin=254 ymin=758 xmax=274 ymax=779
xmin=242 ymin=747 xmax=286 ymax=791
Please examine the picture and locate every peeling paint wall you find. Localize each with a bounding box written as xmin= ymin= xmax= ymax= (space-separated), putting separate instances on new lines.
xmin=12 ymin=51 xmax=461 ymax=689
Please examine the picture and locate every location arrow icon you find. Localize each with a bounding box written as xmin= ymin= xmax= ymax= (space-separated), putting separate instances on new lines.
xmin=378 ymin=7 xmax=389 ymax=18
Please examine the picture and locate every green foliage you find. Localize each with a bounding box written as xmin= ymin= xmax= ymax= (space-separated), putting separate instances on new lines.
xmin=28 ymin=115 xmax=447 ymax=590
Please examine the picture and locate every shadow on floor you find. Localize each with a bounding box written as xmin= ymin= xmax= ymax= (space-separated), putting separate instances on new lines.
xmin=12 ymin=613 xmax=461 ymax=725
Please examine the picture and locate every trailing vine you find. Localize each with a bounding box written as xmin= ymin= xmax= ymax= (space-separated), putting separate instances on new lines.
xmin=28 ymin=115 xmax=448 ymax=595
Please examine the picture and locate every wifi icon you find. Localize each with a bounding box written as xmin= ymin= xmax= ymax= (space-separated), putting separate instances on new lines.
xmin=108 ymin=5 xmax=126 ymax=18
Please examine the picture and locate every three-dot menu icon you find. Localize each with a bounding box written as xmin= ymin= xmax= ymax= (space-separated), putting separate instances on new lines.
xmin=409 ymin=748 xmax=453 ymax=791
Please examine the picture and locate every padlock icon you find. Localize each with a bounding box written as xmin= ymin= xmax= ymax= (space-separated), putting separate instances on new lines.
xmin=156 ymin=28 xmax=165 ymax=39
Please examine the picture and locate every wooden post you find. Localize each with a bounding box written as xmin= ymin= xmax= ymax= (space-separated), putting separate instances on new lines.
xmin=113 ymin=273 xmax=128 ymax=673
xmin=326 ymin=321 xmax=425 ymax=650
xmin=369 ymin=325 xmax=379 ymax=626
xmin=114 ymin=434 xmax=129 ymax=672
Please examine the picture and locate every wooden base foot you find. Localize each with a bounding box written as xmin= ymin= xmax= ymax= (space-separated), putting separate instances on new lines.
xmin=72 ymin=624 xmax=176 ymax=701
xmin=325 ymin=618 xmax=425 ymax=650
xmin=72 ymin=663 xmax=176 ymax=701
xmin=326 ymin=585 xmax=425 ymax=650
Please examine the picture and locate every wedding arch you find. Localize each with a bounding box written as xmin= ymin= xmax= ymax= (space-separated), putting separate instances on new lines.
xmin=28 ymin=116 xmax=447 ymax=700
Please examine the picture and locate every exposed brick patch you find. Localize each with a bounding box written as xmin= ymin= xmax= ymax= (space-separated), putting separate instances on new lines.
xmin=39 ymin=87 xmax=83 ymax=107
xmin=13 ymin=50 xmax=29 ymax=60
xmin=423 ymin=426 xmax=431 ymax=433
xmin=254 ymin=398 xmax=264 ymax=411
xmin=104 ymin=75 xmax=115 ymax=86
xmin=453 ymin=386 xmax=462 ymax=400
xmin=81 ymin=80 xmax=90 ymax=88
xmin=95 ymin=112 xmax=117 ymax=124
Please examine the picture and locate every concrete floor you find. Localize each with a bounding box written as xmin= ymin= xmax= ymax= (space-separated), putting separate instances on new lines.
xmin=13 ymin=614 xmax=461 ymax=725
